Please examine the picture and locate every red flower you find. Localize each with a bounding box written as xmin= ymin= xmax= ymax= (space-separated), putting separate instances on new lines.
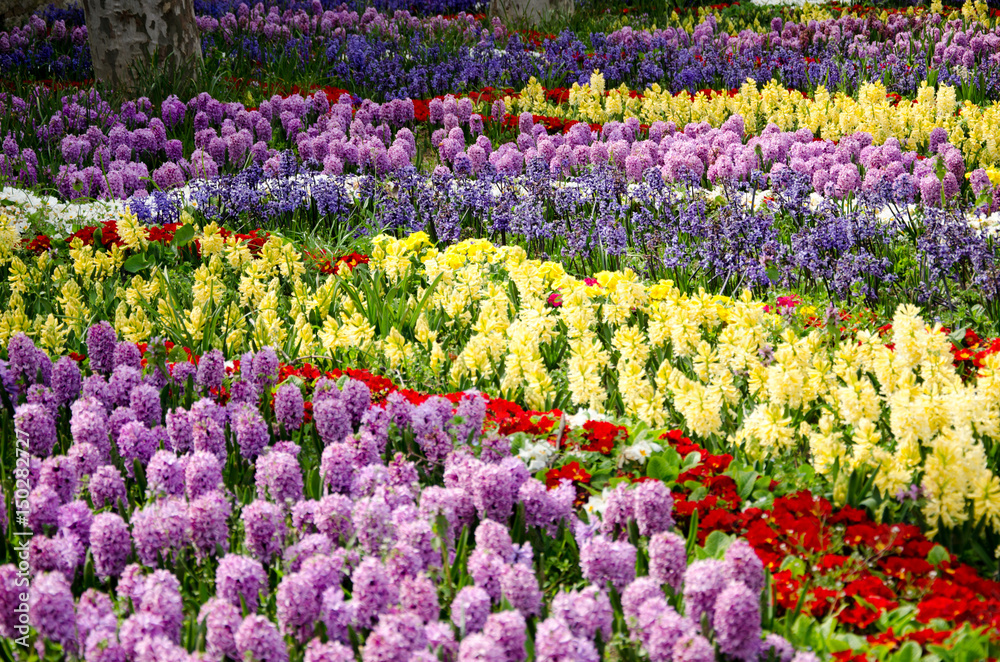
xmin=147 ymin=222 xmax=181 ymax=244
xmin=545 ymin=461 xmax=591 ymax=489
xmin=580 ymin=420 xmax=626 ymax=454
xmin=25 ymin=234 xmax=51 ymax=253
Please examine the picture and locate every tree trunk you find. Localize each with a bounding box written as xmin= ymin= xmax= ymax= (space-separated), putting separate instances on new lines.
xmin=82 ymin=0 xmax=201 ymax=91
xmin=490 ymin=0 xmax=573 ymax=28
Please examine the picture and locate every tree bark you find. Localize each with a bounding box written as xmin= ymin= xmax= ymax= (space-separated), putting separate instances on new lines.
xmin=490 ymin=0 xmax=573 ymax=28
xmin=82 ymin=0 xmax=201 ymax=91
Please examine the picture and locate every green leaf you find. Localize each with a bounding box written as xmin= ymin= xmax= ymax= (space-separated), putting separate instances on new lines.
xmin=927 ymin=544 xmax=950 ymax=567
xmin=687 ymin=485 xmax=707 ymax=502
xmin=646 ymin=456 xmax=666 ymax=480
xmin=888 ymin=641 xmax=922 ymax=662
xmin=589 ymin=471 xmax=612 ymax=490
xmin=702 ymin=531 xmax=733 ymax=559
xmin=123 ymin=253 xmax=151 ymax=273
xmin=172 ymin=223 xmax=196 ymax=247
xmin=680 ymin=451 xmax=701 ymax=471
xmin=779 ymin=555 xmax=807 ymax=579
xmin=729 ymin=469 xmax=761 ymax=500
xmin=168 ymin=346 xmax=190 ymax=362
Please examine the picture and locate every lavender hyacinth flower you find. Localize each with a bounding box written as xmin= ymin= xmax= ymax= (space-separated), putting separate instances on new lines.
xmin=468 ymin=548 xmax=506 ymax=603
xmin=649 ymin=531 xmax=687 ymax=592
xmin=683 ymin=559 xmax=727 ymax=626
xmin=276 ymin=571 xmax=321 ymax=642
xmin=274 ymin=383 xmax=305 ymax=431
xmin=644 ymin=605 xmax=697 ymax=661
xmin=284 ymin=534 xmax=333 ymax=573
xmin=199 ymin=598 xmax=242 ymax=660
xmin=723 ymin=539 xmax=765 ymax=595
xmin=321 ymin=585 xmax=355 ymax=644
xmin=39 ymin=455 xmax=78 ymax=503
xmin=498 ymin=563 xmax=542 ymax=617
xmin=519 ymin=478 xmax=574 ymax=534
xmin=633 ymin=480 xmax=674 ymax=536
xmin=760 ymin=633 xmax=795 ymax=662
xmin=315 ymin=493 xmax=355 ymax=543
xmin=601 ymin=482 xmax=634 ymax=538
xmin=255 ymin=450 xmax=303 ymax=504
xmin=351 ymin=557 xmax=396 ymax=629
xmin=86 ymin=322 xmax=118 ymax=375
xmin=15 ymin=403 xmax=57 ymax=457
xmin=51 ymin=356 xmax=82 ymax=406
xmin=457 ymin=634 xmax=506 ymax=662
xmin=67 ymin=442 xmax=100 ymax=477
xmin=550 ymin=585 xmax=613 ymax=641
xmin=714 ymin=581 xmax=761 ymax=662
xmin=116 ymin=420 xmax=157 ymax=476
xmin=242 ymin=499 xmax=288 ymax=564
xmin=363 ymin=611 xmax=427 ymax=662
xmin=108 ymin=366 xmax=142 ymax=408
xmin=188 ymin=490 xmax=232 ymax=560
xmin=622 ymin=577 xmax=664 ymax=628
xmin=352 ymin=490 xmax=394 ymax=556
xmin=235 ymin=614 xmax=289 ymax=662
xmin=165 ymin=408 xmax=193 ymax=454
xmin=534 ymin=617 xmax=598 ymax=662
xmin=341 ymin=378 xmax=371 ymax=426
xmin=113 ymin=342 xmax=142 ymax=370
xmin=452 ymin=391 xmax=486 ymax=444
xmin=131 ymin=497 xmax=189 ymax=566
xmin=71 ymin=397 xmax=110 ymax=457
xmin=216 ymin=554 xmax=268 ymax=613
xmin=305 ymin=639 xmax=354 ymax=662
xmin=300 ymin=554 xmax=345 ymax=600
xmin=471 ymin=461 xmax=516 ymax=521
xmin=7 ymin=333 xmax=40 ymax=386
xmin=129 ymin=383 xmax=162 ymax=427
xmin=28 ymin=485 xmax=61 ymax=532
xmin=118 ymin=611 xmax=168 ymax=659
xmin=29 ymin=572 xmax=78 ymax=652
xmin=385 ymin=391 xmax=414 ymax=429
xmin=475 ymin=519 xmax=515 ymax=562
xmin=76 ymin=588 xmax=116 ymax=645
xmin=579 ymin=535 xmax=636 ymax=591
xmin=314 ymin=396 xmax=353 ymax=446
xmin=249 ymin=347 xmax=279 ymax=389
xmin=90 ymin=512 xmax=131 ymax=580
xmin=197 ymin=349 xmax=225 ymax=392
xmin=399 ymin=573 xmax=440 ymax=623
xmin=89 ymin=464 xmax=126 ymax=510
xmin=57 ymin=500 xmax=92 ymax=548
xmin=192 ymin=417 xmax=226 ymax=461
xmin=185 ymin=450 xmax=222 ymax=499
xmin=451 ymin=585 xmax=492 ymax=634
xmin=138 ymin=570 xmax=183 ymax=641
xmin=232 ymin=402 xmax=270 ymax=461
xmin=483 ymin=610 xmax=527 ymax=662
xmin=146 ymin=450 xmax=185 ymax=497
xmin=672 ymin=634 xmax=715 ymax=662
xmin=0 ymin=566 xmax=22 ymax=638
xmin=320 ymin=443 xmax=357 ymax=495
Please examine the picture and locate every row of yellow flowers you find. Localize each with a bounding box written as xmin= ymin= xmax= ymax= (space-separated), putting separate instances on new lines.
xmin=2 ymin=213 xmax=1000 ymax=537
xmin=499 ymin=74 xmax=1000 ymax=170
xmin=619 ymin=0 xmax=991 ymax=37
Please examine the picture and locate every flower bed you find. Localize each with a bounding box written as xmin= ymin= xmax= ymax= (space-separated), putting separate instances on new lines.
xmin=3 ymin=328 xmax=1000 ymax=661
xmin=5 ymin=0 xmax=1000 ymax=659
